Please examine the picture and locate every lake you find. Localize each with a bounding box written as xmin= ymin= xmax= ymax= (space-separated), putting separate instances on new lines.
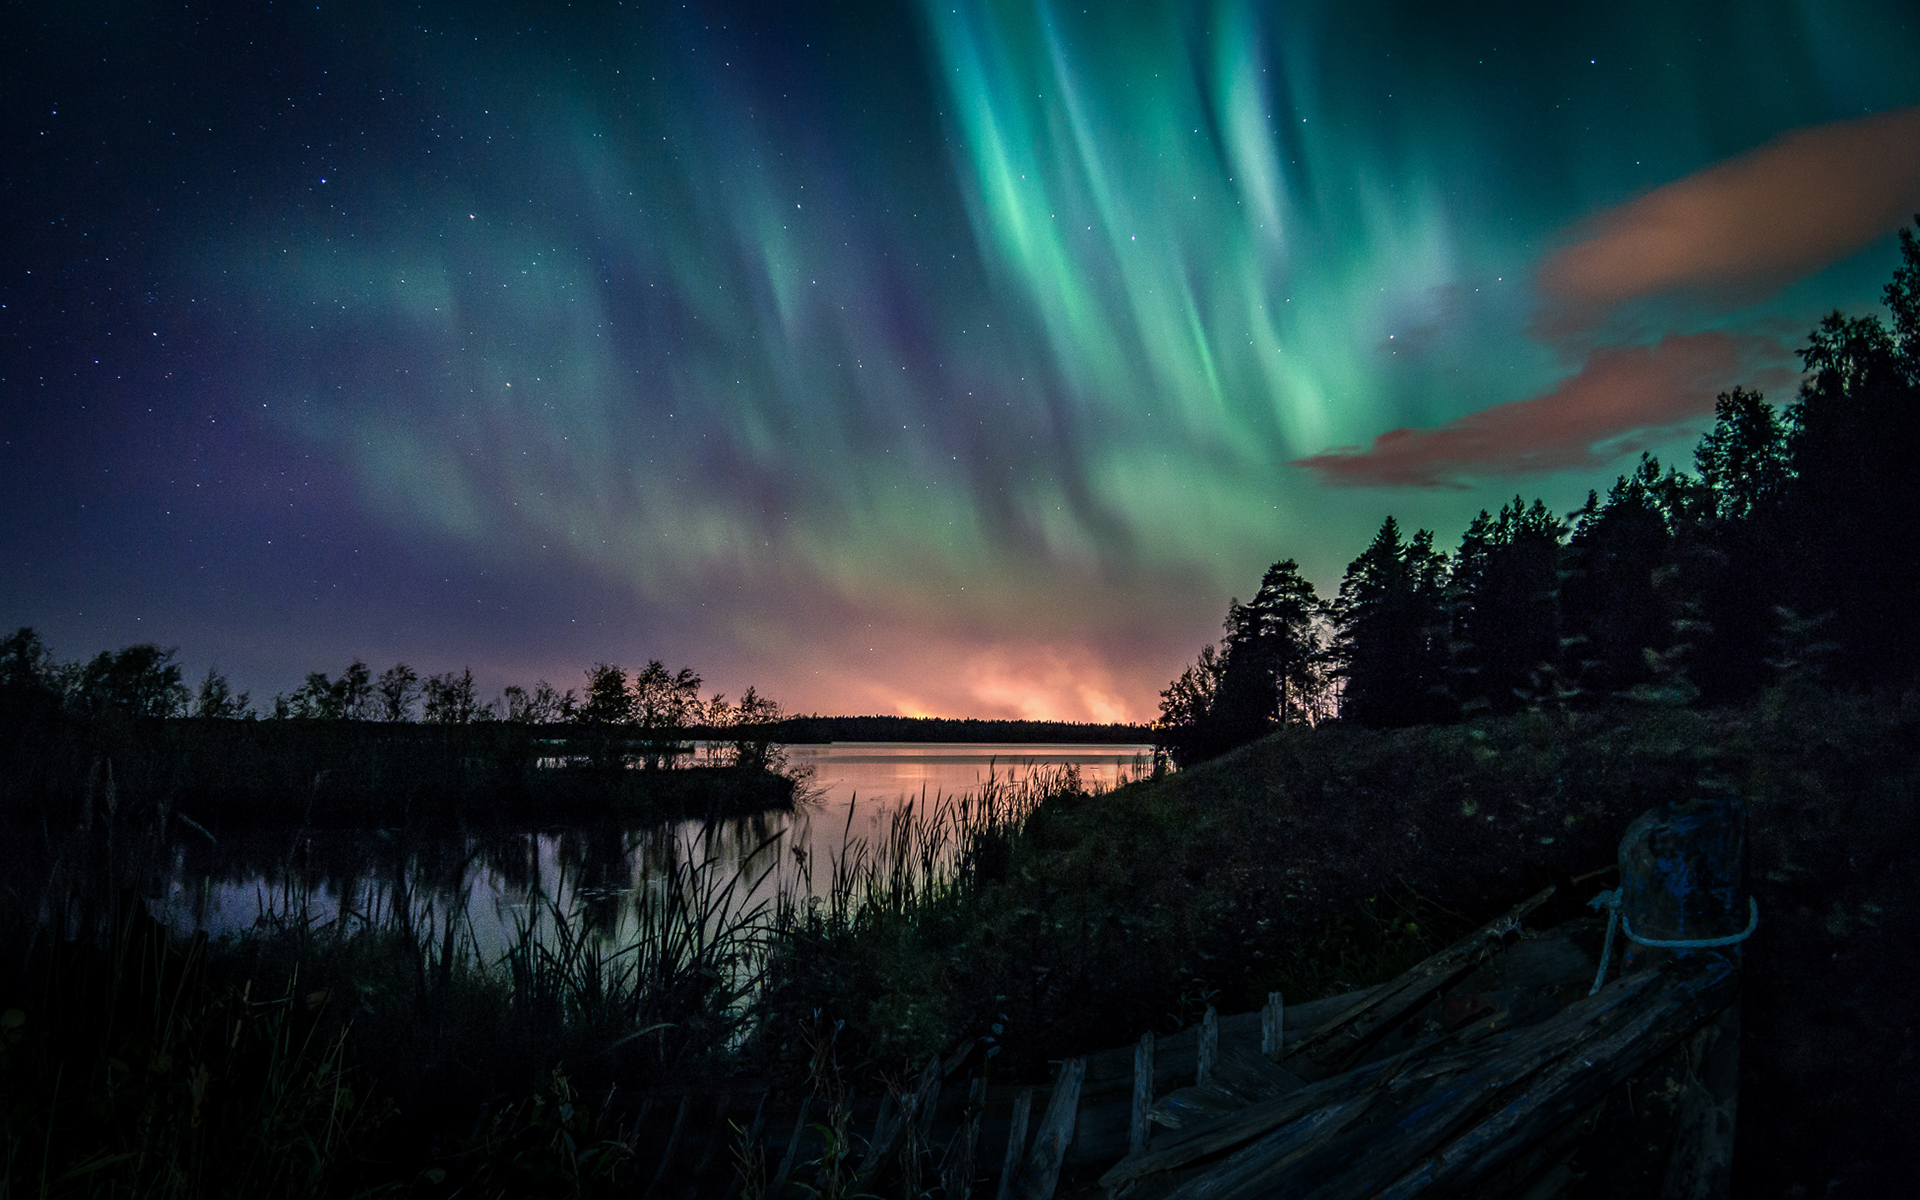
xmin=157 ymin=742 xmax=1156 ymax=955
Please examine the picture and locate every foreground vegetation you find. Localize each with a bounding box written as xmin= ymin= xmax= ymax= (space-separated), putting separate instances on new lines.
xmin=5 ymin=679 xmax=1910 ymax=1196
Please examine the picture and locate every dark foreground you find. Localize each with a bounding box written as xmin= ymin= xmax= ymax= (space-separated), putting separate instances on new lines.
xmin=2 ymin=686 xmax=1913 ymax=1197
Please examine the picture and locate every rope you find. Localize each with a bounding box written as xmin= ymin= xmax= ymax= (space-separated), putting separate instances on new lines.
xmin=1586 ymin=889 xmax=1758 ymax=995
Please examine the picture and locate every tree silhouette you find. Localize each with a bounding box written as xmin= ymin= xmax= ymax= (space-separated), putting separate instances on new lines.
xmin=421 ymin=668 xmax=488 ymax=723
xmin=1676 ymin=390 xmax=1792 ymax=702
xmin=1560 ymin=456 xmax=1690 ymax=697
xmin=375 ymin=663 xmax=421 ymax=721
xmin=1447 ymin=498 xmax=1566 ymax=712
xmin=1329 ymin=518 xmax=1451 ymax=727
xmin=580 ymin=663 xmax=633 ymax=725
xmin=72 ymin=645 xmax=189 ymax=718
xmin=1213 ymin=559 xmax=1325 ymax=745
xmin=193 ymin=668 xmax=252 ymax=719
xmin=1155 ymin=643 xmax=1227 ymax=767
xmin=1780 ymin=235 xmax=1920 ymax=683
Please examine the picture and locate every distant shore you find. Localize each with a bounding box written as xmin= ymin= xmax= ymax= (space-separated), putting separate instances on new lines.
xmin=695 ymin=714 xmax=1152 ymax=744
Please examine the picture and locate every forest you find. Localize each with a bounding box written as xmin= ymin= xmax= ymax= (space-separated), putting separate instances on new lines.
xmin=1157 ymin=222 xmax=1920 ymax=767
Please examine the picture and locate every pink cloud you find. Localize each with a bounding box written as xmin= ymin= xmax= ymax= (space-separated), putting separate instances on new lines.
xmin=1538 ymin=106 xmax=1920 ymax=319
xmin=1291 ymin=333 xmax=1780 ymax=488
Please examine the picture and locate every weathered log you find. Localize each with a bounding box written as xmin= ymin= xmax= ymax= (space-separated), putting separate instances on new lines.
xmin=1079 ymin=987 xmax=1383 ymax=1105
xmin=1104 ymin=961 xmax=1674 ymax=1194
xmin=1328 ymin=958 xmax=1738 ymax=1200
xmin=1281 ymin=886 xmax=1555 ymax=1082
xmin=1011 ymin=1057 xmax=1086 ymax=1200
xmin=1067 ymin=990 xmax=1382 ymax=1169
xmin=1660 ymin=999 xmax=1740 ymax=1200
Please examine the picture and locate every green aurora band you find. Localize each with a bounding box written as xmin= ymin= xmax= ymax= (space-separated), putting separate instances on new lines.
xmin=12 ymin=1 xmax=1920 ymax=718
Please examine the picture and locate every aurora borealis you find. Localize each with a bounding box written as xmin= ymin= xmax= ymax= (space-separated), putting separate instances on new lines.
xmin=5 ymin=2 xmax=1920 ymax=720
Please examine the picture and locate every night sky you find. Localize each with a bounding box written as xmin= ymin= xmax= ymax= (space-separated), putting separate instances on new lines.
xmin=5 ymin=1 xmax=1920 ymax=721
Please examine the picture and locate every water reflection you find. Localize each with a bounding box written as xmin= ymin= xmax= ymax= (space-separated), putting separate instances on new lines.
xmin=158 ymin=743 xmax=1153 ymax=957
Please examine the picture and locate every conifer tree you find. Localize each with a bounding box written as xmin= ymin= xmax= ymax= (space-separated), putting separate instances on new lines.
xmin=1329 ymin=517 xmax=1450 ymax=726
xmin=1213 ymin=559 xmax=1324 ymax=742
xmin=1680 ymin=390 xmax=1791 ymax=701
xmin=1560 ymin=456 xmax=1687 ymax=696
xmin=1781 ymin=221 xmax=1920 ymax=684
xmin=1447 ymin=498 xmax=1566 ymax=712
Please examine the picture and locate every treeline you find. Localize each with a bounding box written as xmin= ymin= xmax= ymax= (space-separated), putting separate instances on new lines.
xmin=1159 ymin=221 xmax=1920 ymax=766
xmin=0 ymin=641 xmax=800 ymax=820
xmin=0 ymin=633 xmax=783 ymax=737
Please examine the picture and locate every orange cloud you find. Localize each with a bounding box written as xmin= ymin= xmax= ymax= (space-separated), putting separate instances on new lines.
xmin=1292 ymin=333 xmax=1778 ymax=488
xmin=1538 ymin=106 xmax=1920 ymax=319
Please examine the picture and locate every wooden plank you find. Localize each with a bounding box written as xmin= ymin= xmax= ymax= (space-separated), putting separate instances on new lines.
xmin=694 ymin=1093 xmax=732 ymax=1177
xmin=1333 ymin=959 xmax=1738 ymax=1200
xmin=1076 ymin=987 xmax=1385 ymax=1099
xmin=1158 ymin=1093 xmax=1381 ymax=1200
xmin=1150 ymin=1047 xmax=1307 ymax=1131
xmin=1011 ymin=1057 xmax=1085 ymax=1200
xmin=916 ymin=1053 xmax=946 ymax=1141
xmin=1131 ymin=1031 xmax=1156 ymax=1154
xmin=860 ymin=1091 xmax=896 ymax=1173
xmin=771 ymin=1095 xmax=812 ymax=1194
xmin=1261 ymin=992 xmax=1284 ymax=1060
xmin=1100 ymin=1056 xmax=1408 ymax=1188
xmin=1280 ymin=886 xmax=1555 ymax=1082
xmin=1103 ymin=962 xmax=1670 ymax=1194
xmin=1198 ymin=1007 xmax=1218 ymax=1087
xmin=994 ymin=1087 xmax=1033 ymax=1200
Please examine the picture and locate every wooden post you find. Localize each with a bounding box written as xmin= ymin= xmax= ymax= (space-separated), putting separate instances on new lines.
xmin=1661 ymin=1001 xmax=1741 ymax=1200
xmin=1130 ymin=1031 xmax=1155 ymax=1154
xmin=1261 ymin=992 xmax=1285 ymax=1059
xmin=1197 ymin=1006 xmax=1218 ymax=1088
xmin=994 ymin=1088 xmax=1034 ymax=1200
xmin=694 ymin=1093 xmax=732 ymax=1177
xmin=915 ymin=1053 xmax=945 ymax=1140
xmin=771 ymin=1095 xmax=812 ymax=1195
xmin=642 ymin=1094 xmax=691 ymax=1200
xmin=1012 ymin=1058 xmax=1086 ymax=1200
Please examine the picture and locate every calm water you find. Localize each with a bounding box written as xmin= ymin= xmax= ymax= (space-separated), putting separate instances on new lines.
xmin=157 ymin=742 xmax=1154 ymax=955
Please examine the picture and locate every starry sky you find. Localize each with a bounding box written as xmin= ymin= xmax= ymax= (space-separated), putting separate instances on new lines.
xmin=5 ymin=1 xmax=1920 ymax=722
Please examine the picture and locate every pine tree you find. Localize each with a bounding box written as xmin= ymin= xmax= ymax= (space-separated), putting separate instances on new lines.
xmin=1448 ymin=498 xmax=1566 ymax=712
xmin=1782 ymin=233 xmax=1920 ymax=684
xmin=1679 ymin=390 xmax=1791 ymax=702
xmin=1560 ymin=456 xmax=1686 ymax=696
xmin=1155 ymin=643 xmax=1227 ymax=767
xmin=1213 ymin=559 xmax=1324 ymax=742
xmin=1329 ymin=518 xmax=1450 ymax=726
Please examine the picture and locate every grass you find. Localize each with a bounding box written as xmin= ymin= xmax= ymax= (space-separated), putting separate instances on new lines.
xmin=4 ymin=686 xmax=1915 ymax=1194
